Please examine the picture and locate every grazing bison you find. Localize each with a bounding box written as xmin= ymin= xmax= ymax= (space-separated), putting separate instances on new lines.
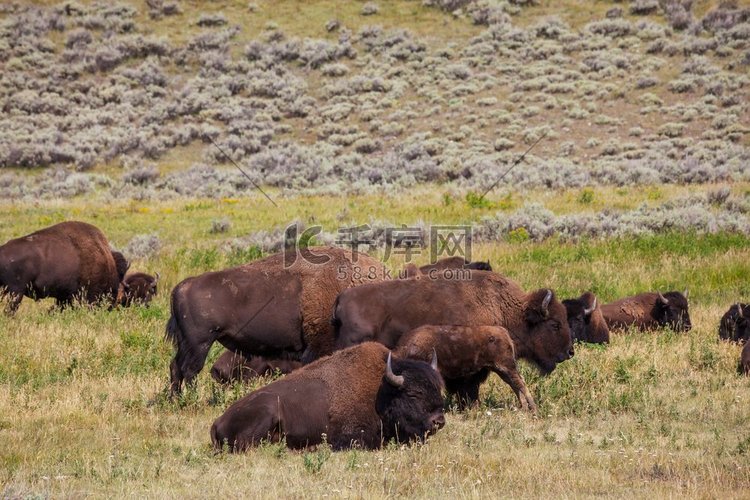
xmin=395 ymin=325 xmax=536 ymax=411
xmin=719 ymin=303 xmax=750 ymax=343
xmin=600 ymin=291 xmax=692 ymax=332
xmin=333 ymin=271 xmax=573 ymax=375
xmin=118 ymin=272 xmax=159 ymax=306
xmin=0 ymin=221 xmax=121 ymax=314
xmin=563 ymin=292 xmax=610 ymax=344
xmin=166 ymin=246 xmax=385 ymax=395
xmin=739 ymin=341 xmax=750 ymax=376
xmin=210 ymin=351 xmax=302 ymax=384
xmin=210 ymin=342 xmax=445 ymax=451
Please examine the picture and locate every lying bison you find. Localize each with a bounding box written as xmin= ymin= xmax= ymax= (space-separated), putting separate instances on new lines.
xmin=739 ymin=341 xmax=750 ymax=376
xmin=563 ymin=292 xmax=610 ymax=344
xmin=395 ymin=325 xmax=536 ymax=411
xmin=167 ymin=246 xmax=385 ymax=395
xmin=210 ymin=342 xmax=445 ymax=451
xmin=0 ymin=221 xmax=122 ymax=314
xmin=333 ymin=271 xmax=573 ymax=375
xmin=719 ymin=303 xmax=750 ymax=343
xmin=210 ymin=351 xmax=302 ymax=384
xmin=118 ymin=272 xmax=159 ymax=306
xmin=600 ymin=291 xmax=691 ymax=332
xmin=419 ymin=257 xmax=492 ymax=273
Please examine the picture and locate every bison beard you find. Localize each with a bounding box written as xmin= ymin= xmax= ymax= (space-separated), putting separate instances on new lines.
xmin=395 ymin=325 xmax=537 ymax=412
xmin=166 ymin=247 xmax=385 ymax=395
xmin=210 ymin=343 xmax=445 ymax=451
xmin=0 ymin=221 xmax=121 ymax=314
xmin=332 ymin=271 xmax=573 ymax=376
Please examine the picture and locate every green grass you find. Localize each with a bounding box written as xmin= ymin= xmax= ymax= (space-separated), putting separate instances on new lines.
xmin=1 ymin=189 xmax=750 ymax=497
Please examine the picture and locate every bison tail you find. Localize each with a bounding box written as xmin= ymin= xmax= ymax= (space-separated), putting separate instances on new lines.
xmin=330 ymin=294 xmax=342 ymax=329
xmin=165 ymin=314 xmax=180 ymax=345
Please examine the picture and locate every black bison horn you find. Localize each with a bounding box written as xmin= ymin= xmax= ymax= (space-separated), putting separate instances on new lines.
xmin=738 ymin=304 xmax=744 ymax=318
xmin=541 ymin=290 xmax=553 ymax=317
xmin=385 ymin=352 xmax=404 ymax=388
xmin=123 ymin=282 xmax=131 ymax=290
xmin=584 ymin=298 xmax=597 ymax=316
xmin=658 ymin=292 xmax=669 ymax=305
xmin=430 ymin=348 xmax=438 ymax=372
xmin=154 ymin=272 xmax=160 ymax=283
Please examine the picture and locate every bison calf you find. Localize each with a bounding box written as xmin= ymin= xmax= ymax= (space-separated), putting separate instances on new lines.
xmin=719 ymin=303 xmax=750 ymax=343
xmin=563 ymin=292 xmax=610 ymax=344
xmin=210 ymin=342 xmax=445 ymax=451
xmin=210 ymin=351 xmax=302 ymax=384
xmin=117 ymin=272 xmax=159 ymax=306
xmin=395 ymin=325 xmax=536 ymax=412
xmin=600 ymin=291 xmax=691 ymax=332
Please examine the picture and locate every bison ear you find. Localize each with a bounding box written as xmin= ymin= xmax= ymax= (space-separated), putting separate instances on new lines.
xmin=385 ymin=352 xmax=404 ymax=388
xmin=657 ymin=292 xmax=669 ymax=306
xmin=430 ymin=348 xmax=438 ymax=372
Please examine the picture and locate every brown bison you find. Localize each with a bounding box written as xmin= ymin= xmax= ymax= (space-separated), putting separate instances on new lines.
xmin=739 ymin=341 xmax=750 ymax=376
xmin=563 ymin=292 xmax=610 ymax=344
xmin=210 ymin=351 xmax=302 ymax=384
xmin=419 ymin=256 xmax=492 ymax=274
xmin=0 ymin=221 xmax=122 ymax=314
xmin=719 ymin=303 xmax=750 ymax=343
xmin=210 ymin=342 xmax=445 ymax=451
xmin=117 ymin=272 xmax=159 ymax=306
xmin=333 ymin=271 xmax=573 ymax=375
xmin=600 ymin=291 xmax=692 ymax=332
xmin=166 ymin=246 xmax=386 ymax=395
xmin=395 ymin=325 xmax=536 ymax=411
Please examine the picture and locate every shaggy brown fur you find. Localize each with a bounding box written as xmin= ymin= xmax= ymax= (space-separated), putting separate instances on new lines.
xmin=563 ymin=291 xmax=610 ymax=344
xmin=210 ymin=351 xmax=302 ymax=383
xmin=395 ymin=325 xmax=536 ymax=411
xmin=166 ymin=246 xmax=386 ymax=395
xmin=601 ymin=291 xmax=691 ymax=332
xmin=0 ymin=221 xmax=120 ymax=314
xmin=418 ymin=257 xmax=492 ymax=273
xmin=719 ymin=303 xmax=750 ymax=343
xmin=117 ymin=272 xmax=158 ymax=306
xmin=333 ymin=271 xmax=573 ymax=375
xmin=740 ymin=341 xmax=750 ymax=376
xmin=210 ymin=342 xmax=445 ymax=451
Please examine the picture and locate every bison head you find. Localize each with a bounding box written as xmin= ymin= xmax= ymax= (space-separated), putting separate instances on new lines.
xmin=120 ymin=272 xmax=159 ymax=306
xmin=465 ymin=260 xmax=492 ymax=271
xmin=722 ymin=303 xmax=750 ymax=343
xmin=563 ymin=292 xmax=609 ymax=344
xmin=523 ymin=289 xmax=574 ymax=374
xmin=111 ymin=251 xmax=130 ymax=282
xmin=654 ymin=290 xmax=691 ymax=332
xmin=376 ymin=352 xmax=445 ymax=444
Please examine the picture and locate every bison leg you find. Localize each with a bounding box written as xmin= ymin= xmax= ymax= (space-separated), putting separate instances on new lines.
xmin=495 ymin=368 xmax=537 ymax=413
xmin=170 ymin=340 xmax=212 ymax=397
xmin=445 ymin=371 xmax=487 ymax=410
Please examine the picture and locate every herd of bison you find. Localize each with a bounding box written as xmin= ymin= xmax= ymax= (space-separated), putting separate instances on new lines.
xmin=1 ymin=221 xmax=749 ymax=452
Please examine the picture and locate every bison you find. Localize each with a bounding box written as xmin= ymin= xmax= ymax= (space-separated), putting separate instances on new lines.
xmin=0 ymin=221 xmax=121 ymax=314
xmin=600 ymin=291 xmax=692 ymax=332
xmin=719 ymin=303 xmax=750 ymax=343
xmin=210 ymin=351 xmax=302 ymax=384
xmin=166 ymin=246 xmax=386 ymax=395
xmin=418 ymin=256 xmax=492 ymax=274
xmin=395 ymin=325 xmax=536 ymax=411
xmin=118 ymin=272 xmax=159 ymax=306
xmin=739 ymin=341 xmax=750 ymax=376
xmin=210 ymin=342 xmax=445 ymax=451
xmin=333 ymin=271 xmax=573 ymax=375
xmin=563 ymin=292 xmax=610 ymax=344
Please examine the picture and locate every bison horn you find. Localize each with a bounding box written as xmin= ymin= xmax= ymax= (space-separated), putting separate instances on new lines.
xmin=584 ymin=298 xmax=597 ymax=316
xmin=385 ymin=352 xmax=404 ymax=388
xmin=738 ymin=304 xmax=744 ymax=318
xmin=430 ymin=348 xmax=438 ymax=372
xmin=541 ymin=290 xmax=553 ymax=317
xmin=658 ymin=292 xmax=669 ymax=305
xmin=123 ymin=282 xmax=131 ymax=291
xmin=683 ymin=289 xmax=689 ymax=299
xmin=154 ymin=272 xmax=160 ymax=283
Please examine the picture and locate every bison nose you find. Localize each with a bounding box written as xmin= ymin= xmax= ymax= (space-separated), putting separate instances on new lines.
xmin=430 ymin=413 xmax=445 ymax=430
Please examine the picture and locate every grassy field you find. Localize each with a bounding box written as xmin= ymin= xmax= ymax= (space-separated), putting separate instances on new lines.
xmin=1 ymin=187 xmax=750 ymax=498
